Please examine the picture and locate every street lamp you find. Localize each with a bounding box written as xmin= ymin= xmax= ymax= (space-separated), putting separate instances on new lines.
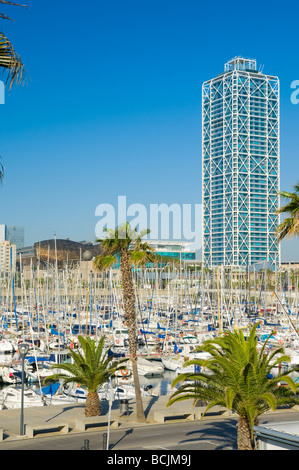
xmin=106 ymin=378 xmax=115 ymax=450
xmin=18 ymin=342 xmax=29 ymax=436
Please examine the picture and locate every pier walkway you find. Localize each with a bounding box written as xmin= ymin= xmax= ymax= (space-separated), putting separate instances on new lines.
xmin=0 ymin=394 xmax=298 ymax=444
xmin=0 ymin=395 xmax=224 ymax=442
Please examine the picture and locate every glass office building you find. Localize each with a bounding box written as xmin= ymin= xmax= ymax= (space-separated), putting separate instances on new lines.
xmin=148 ymin=241 xmax=196 ymax=261
xmin=202 ymin=57 xmax=280 ymax=268
xmin=5 ymin=225 xmax=24 ymax=250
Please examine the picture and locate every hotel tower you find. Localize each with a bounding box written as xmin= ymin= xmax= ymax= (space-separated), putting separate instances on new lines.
xmin=202 ymin=57 xmax=280 ymax=268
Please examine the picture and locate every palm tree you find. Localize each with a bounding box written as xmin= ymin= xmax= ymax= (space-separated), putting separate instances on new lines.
xmin=0 ymin=1 xmax=27 ymax=89
xmin=277 ymin=182 xmax=299 ymax=241
xmin=0 ymin=1 xmax=26 ymax=184
xmin=44 ymin=335 xmax=126 ymax=417
xmin=94 ymin=223 xmax=156 ymax=422
xmin=167 ymin=323 xmax=299 ymax=450
xmin=0 ymin=156 xmax=4 ymax=183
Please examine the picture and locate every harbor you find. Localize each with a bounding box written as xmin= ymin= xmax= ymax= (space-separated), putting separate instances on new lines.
xmin=0 ymin=257 xmax=299 ymax=411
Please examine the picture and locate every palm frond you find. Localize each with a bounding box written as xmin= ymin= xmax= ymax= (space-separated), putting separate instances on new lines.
xmin=0 ymin=1 xmax=27 ymax=6
xmin=276 ymin=217 xmax=299 ymax=241
xmin=276 ymin=183 xmax=299 ymax=241
xmin=0 ymin=156 xmax=4 ymax=183
xmin=168 ymin=324 xmax=298 ymax=426
xmin=94 ymin=223 xmax=156 ymax=271
xmin=0 ymin=31 xmax=26 ymax=88
xmin=131 ymin=250 xmax=155 ymax=266
xmin=93 ymin=254 xmax=117 ymax=271
xmin=43 ymin=335 xmax=123 ymax=393
xmin=0 ymin=13 xmax=13 ymax=20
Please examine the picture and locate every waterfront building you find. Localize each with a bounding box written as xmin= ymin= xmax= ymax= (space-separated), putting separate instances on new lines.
xmin=0 ymin=241 xmax=16 ymax=274
xmin=202 ymin=57 xmax=280 ymax=268
xmin=147 ymin=241 xmax=196 ymax=261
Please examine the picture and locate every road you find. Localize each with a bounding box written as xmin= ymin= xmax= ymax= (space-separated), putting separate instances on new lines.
xmin=0 ymin=409 xmax=298 ymax=452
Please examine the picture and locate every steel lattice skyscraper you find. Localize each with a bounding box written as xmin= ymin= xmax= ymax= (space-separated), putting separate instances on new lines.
xmin=202 ymin=57 xmax=280 ymax=268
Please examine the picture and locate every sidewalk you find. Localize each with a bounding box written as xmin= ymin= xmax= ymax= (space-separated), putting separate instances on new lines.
xmin=0 ymin=395 xmax=205 ymax=441
xmin=1 ymin=394 xmax=298 ymax=444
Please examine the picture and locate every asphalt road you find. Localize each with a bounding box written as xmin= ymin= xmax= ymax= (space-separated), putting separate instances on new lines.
xmin=0 ymin=409 xmax=298 ymax=453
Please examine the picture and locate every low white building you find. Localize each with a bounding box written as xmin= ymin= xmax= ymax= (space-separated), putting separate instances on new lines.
xmin=254 ymin=421 xmax=299 ymax=450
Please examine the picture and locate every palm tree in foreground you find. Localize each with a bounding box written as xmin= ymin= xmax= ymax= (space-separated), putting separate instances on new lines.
xmin=94 ymin=223 xmax=156 ymax=422
xmin=0 ymin=1 xmax=27 ymax=89
xmin=0 ymin=1 xmax=27 ymax=184
xmin=276 ymin=182 xmax=299 ymax=241
xmin=44 ymin=335 xmax=125 ymax=417
xmin=167 ymin=323 xmax=299 ymax=450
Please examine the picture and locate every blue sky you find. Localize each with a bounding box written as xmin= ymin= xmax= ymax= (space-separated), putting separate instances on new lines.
xmin=1 ymin=0 xmax=299 ymax=261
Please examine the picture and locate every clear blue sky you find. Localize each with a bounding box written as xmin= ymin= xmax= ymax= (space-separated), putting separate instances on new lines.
xmin=1 ymin=0 xmax=299 ymax=261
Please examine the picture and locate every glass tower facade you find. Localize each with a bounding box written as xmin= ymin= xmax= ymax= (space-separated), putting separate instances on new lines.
xmin=202 ymin=57 xmax=280 ymax=268
xmin=5 ymin=225 xmax=24 ymax=250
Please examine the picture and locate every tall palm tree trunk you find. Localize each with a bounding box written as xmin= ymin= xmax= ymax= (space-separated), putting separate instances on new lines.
xmin=237 ymin=417 xmax=259 ymax=450
xmin=120 ymin=249 xmax=146 ymax=422
xmin=86 ymin=391 xmax=101 ymax=417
